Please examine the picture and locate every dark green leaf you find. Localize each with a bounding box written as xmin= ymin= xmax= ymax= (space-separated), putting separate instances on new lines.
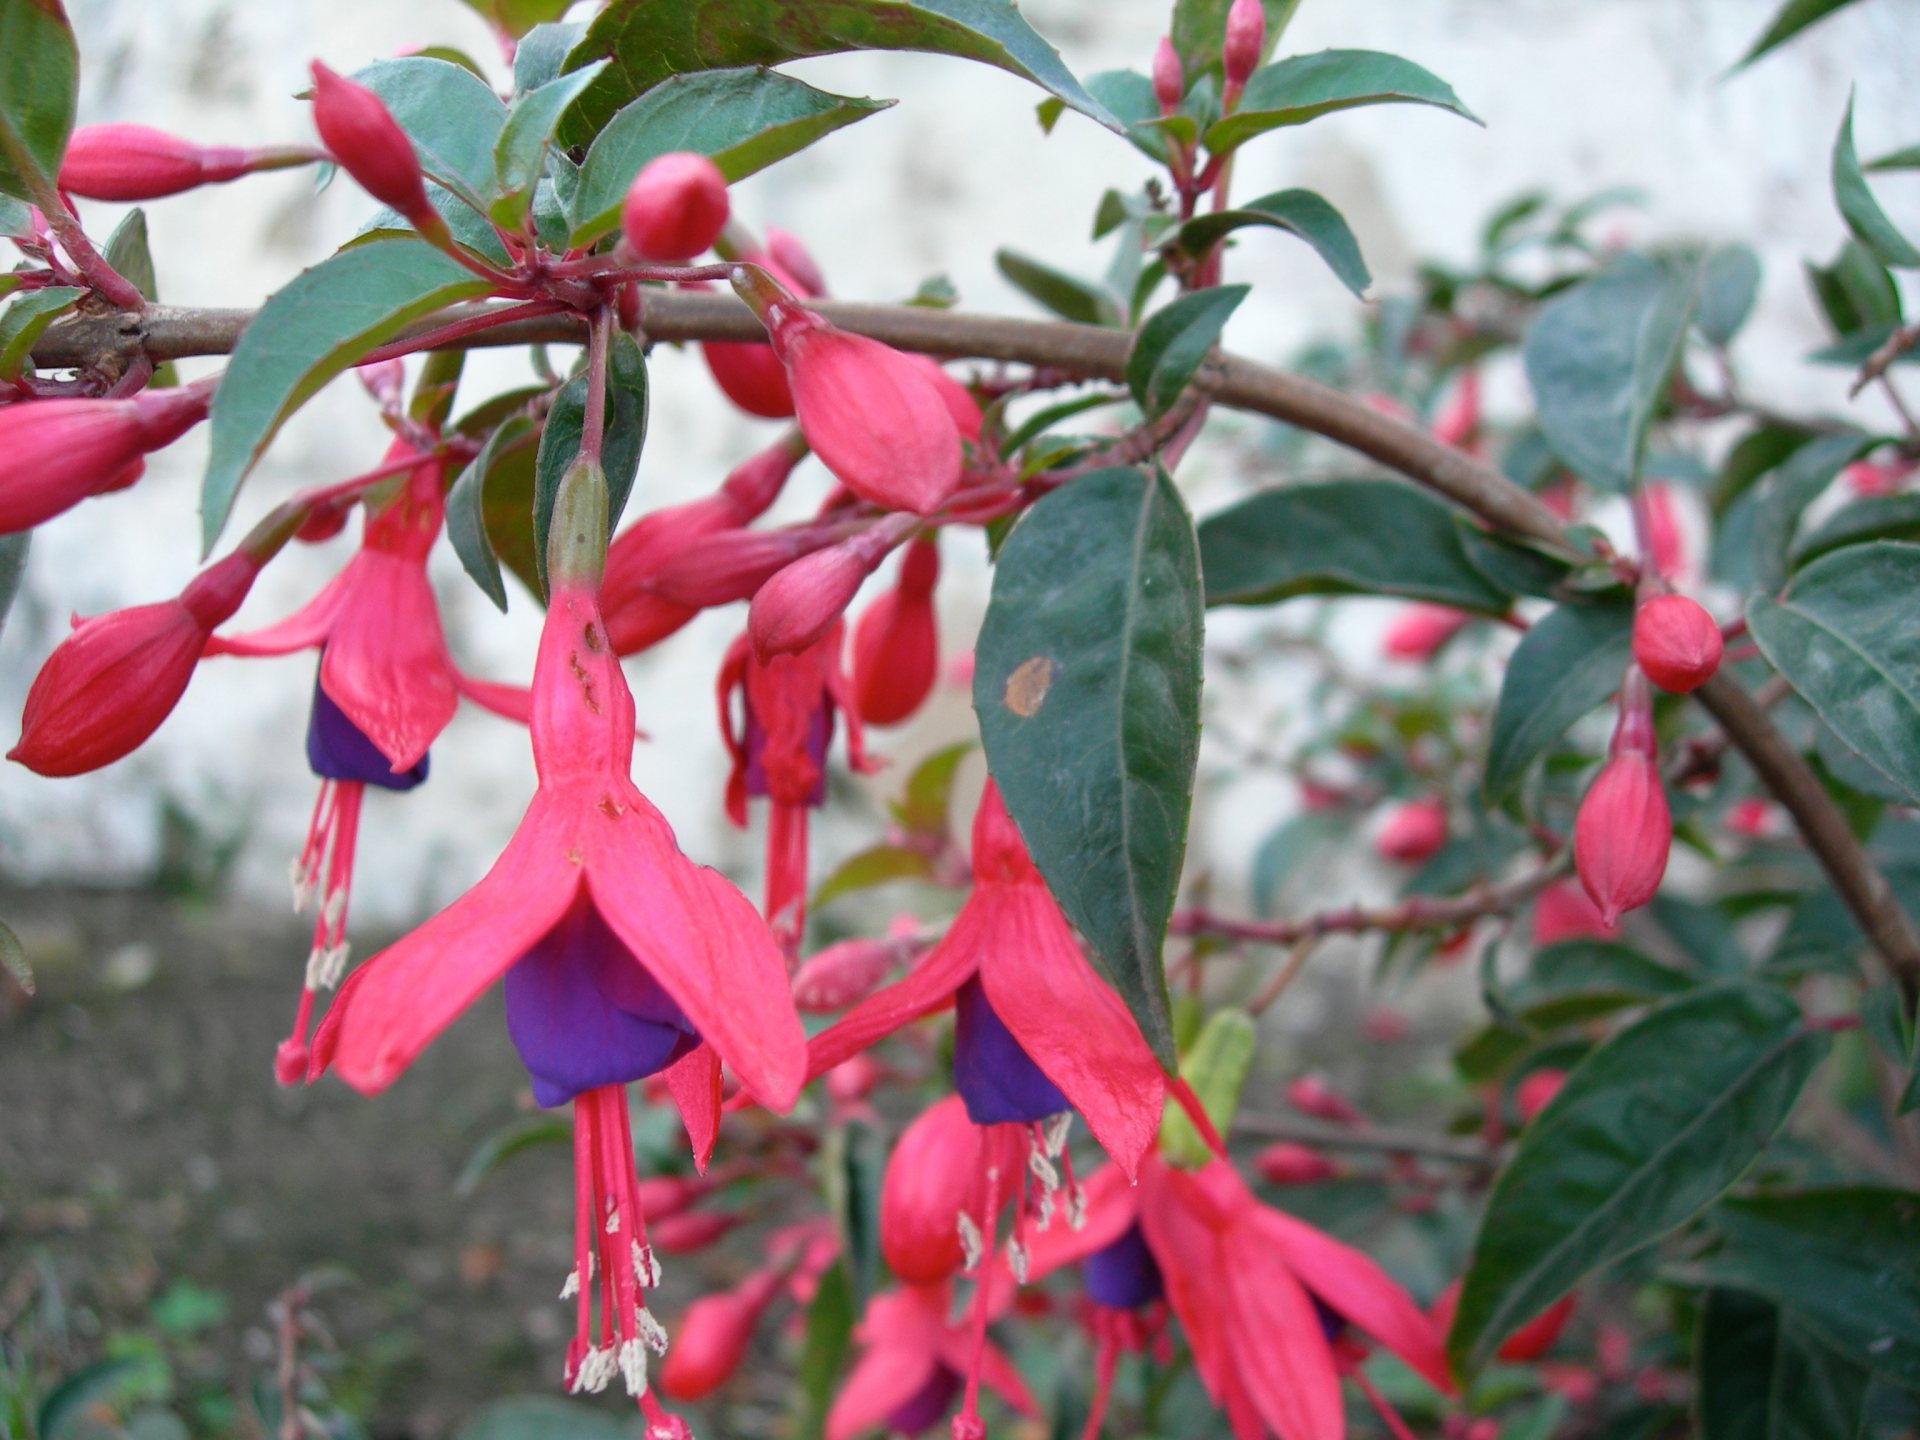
xmin=103 ymin=208 xmax=159 ymax=300
xmin=1512 ymin=940 xmax=1695 ymax=1014
xmin=1458 ymin=526 xmax=1574 ymax=599
xmin=1001 ymin=390 xmax=1128 ymax=455
xmin=1749 ymin=433 xmax=1871 ymax=595
xmin=1127 ymin=284 xmax=1248 ymax=421
xmin=455 ymin=1114 xmax=572 ymax=1196
xmin=559 ymin=0 xmax=1117 ymax=147
xmin=1750 ymin=542 xmax=1920 ymax=805
xmin=1697 ymin=245 xmax=1763 ymax=347
xmin=1793 ymin=493 xmax=1920 ymax=568
xmin=513 ymin=22 xmax=587 ymax=93
xmin=994 ymin=248 xmax=1120 ymax=327
xmin=1204 ymin=49 xmax=1479 ymax=153
xmin=826 ymin=1120 xmax=885 ymax=1309
xmin=0 ymin=193 xmax=29 ymax=235
xmin=1169 ymin=189 xmax=1369 ymax=297
xmin=201 ymin=241 xmax=494 ymax=551
xmin=974 ymin=466 xmax=1204 ymax=1067
xmin=794 ymin=1262 xmax=854 ymax=1440
xmin=1714 ymin=426 xmax=1813 ymax=513
xmin=1483 ymin=601 xmax=1633 ymax=801
xmin=1449 ymin=985 xmax=1827 ymax=1376
xmin=456 ymin=0 xmax=575 ymax=42
xmin=1868 ymin=144 xmax=1920 ymax=173
xmin=1834 ymin=94 xmax=1920 ymax=270
xmin=0 ymin=531 xmax=26 ymax=639
xmin=1070 ymin=69 xmax=1167 ymax=163
xmin=447 ymin=416 xmax=539 ymax=611
xmin=532 ymin=333 xmax=648 ymax=591
xmin=569 ymin=68 xmax=890 ymax=246
xmin=0 ymin=0 xmax=76 ymax=203
xmin=0 ymin=917 xmax=31 ymax=995
xmin=1160 ymin=1008 xmax=1256 ymax=1166
xmin=454 ymin=1397 xmax=632 ymax=1440
xmin=0 ymin=285 xmax=81 ymax=380
xmin=1200 ymin=479 xmax=1512 ymax=612
xmin=352 ymin=57 xmax=508 ymax=208
xmin=1732 ymin=0 xmax=1862 ymax=70
xmin=1703 ymin=1187 xmax=1920 ymax=1384
xmin=1696 ymin=1289 xmax=1871 ymax=1440
xmin=357 ymin=181 xmax=515 ymax=265
xmin=891 ymin=740 xmax=975 ymax=837
xmin=491 ymin=61 xmax=608 ymax=226
xmin=37 ymin=1358 xmax=144 ymax=1440
xmin=812 ymin=845 xmax=936 ymax=908
xmin=1170 ymin=0 xmax=1299 ymax=82
xmin=1523 ymin=253 xmax=1699 ymax=491
xmin=1806 ymin=240 xmax=1903 ymax=337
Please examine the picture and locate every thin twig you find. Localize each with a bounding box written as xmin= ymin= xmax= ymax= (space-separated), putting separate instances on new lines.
xmin=1234 ymin=1110 xmax=1502 ymax=1169
xmin=1851 ymin=321 xmax=1920 ymax=399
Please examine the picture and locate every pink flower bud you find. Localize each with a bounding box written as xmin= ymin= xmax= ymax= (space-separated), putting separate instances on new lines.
xmin=765 ymin=227 xmax=828 ymax=297
xmin=1636 ymin=482 xmax=1685 ymax=580
xmin=1253 ymin=1141 xmax=1339 ymax=1186
xmin=748 ymin=541 xmax=875 ymax=661
xmin=1375 ymin=796 xmax=1449 ymax=864
xmin=1223 ymin=0 xmax=1266 ymax=92
xmin=1515 ymin=1068 xmax=1566 ymax=1124
xmin=649 ymin=1208 xmax=743 ymax=1255
xmin=658 ymin=1269 xmax=785 ymax=1400
xmin=735 ymin=266 xmax=962 ymax=516
xmin=1430 ymin=368 xmax=1481 ymax=450
xmin=1362 ymin=1006 xmax=1410 ymax=1043
xmin=825 ymin=1053 xmax=883 ymax=1104
xmin=882 ymin=1095 xmax=1022 ymax=1285
xmin=793 ymin=935 xmax=899 ymax=1012
xmin=1285 ymin=1074 xmax=1361 ymax=1125
xmin=0 ymin=386 xmax=211 ymax=534
xmin=1532 ymin=880 xmax=1618 ymax=945
xmin=1631 ymin=593 xmax=1722 ymax=694
xmin=621 ymin=151 xmax=730 ymax=262
xmin=10 ymin=551 xmax=260 ymax=776
xmin=905 ymin=356 xmax=983 ymax=441
xmin=58 ymin=124 xmax=255 ymax=201
xmin=1725 ymin=796 xmax=1777 ymax=839
xmin=1573 ymin=750 xmax=1670 ymax=926
xmin=632 ymin=1173 xmax=709 ymax=1220
xmin=851 ymin=537 xmax=940 ymax=726
xmin=1152 ymin=37 xmax=1184 ymax=114
xmin=1846 ymin=459 xmax=1910 ymax=497
xmin=648 ymin=527 xmax=820 ymax=608
xmin=1431 ymin=1282 xmax=1574 ymax=1364
xmin=1382 ymin=603 xmax=1471 ymax=661
xmin=698 ymin=263 xmax=811 ymax=418
xmin=309 ymin=62 xmax=441 ymax=239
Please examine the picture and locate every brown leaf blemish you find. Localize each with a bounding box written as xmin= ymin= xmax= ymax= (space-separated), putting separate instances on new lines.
xmin=1003 ymin=656 xmax=1056 ymax=718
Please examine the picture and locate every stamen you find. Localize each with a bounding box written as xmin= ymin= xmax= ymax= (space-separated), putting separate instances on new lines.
xmin=309 ymin=941 xmax=350 ymax=991
xmin=633 ymin=1240 xmax=662 ymax=1287
xmin=1043 ymin=1111 xmax=1073 ymax=1157
xmin=635 ymin=1304 xmax=669 ymax=1355
xmin=1007 ymin=1237 xmax=1030 ymax=1284
xmin=956 ymin=1212 xmax=985 ymax=1274
xmin=618 ymin=1337 xmax=650 ymax=1396
xmin=1028 ymin=1143 xmax=1060 ymax=1195
xmin=289 ymin=857 xmax=314 ymax=914
xmin=572 ymin=1345 xmax=615 ymax=1393
xmin=607 ymin=1209 xmax=621 ymax=1235
xmin=1068 ymin=1183 xmax=1088 ymax=1232
xmin=560 ymin=1268 xmax=579 ymax=1300
xmin=302 ymin=945 xmax=329 ymax=990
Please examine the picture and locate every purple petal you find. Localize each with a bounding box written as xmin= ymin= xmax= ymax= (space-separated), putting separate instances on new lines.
xmin=885 ymin=1363 xmax=960 ymax=1434
xmin=1082 ymin=1222 xmax=1163 ymax=1310
xmin=953 ymin=974 xmax=1068 ymax=1124
xmin=742 ymin=698 xmax=833 ymax=804
xmin=306 ymin=671 xmax=428 ymax=790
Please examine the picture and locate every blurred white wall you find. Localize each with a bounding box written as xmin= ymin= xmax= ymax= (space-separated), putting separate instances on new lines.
xmin=1 ymin=0 xmax=1915 ymax=923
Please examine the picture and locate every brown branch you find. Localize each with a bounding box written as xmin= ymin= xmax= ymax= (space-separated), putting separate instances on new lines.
xmin=29 ymin=294 xmax=1920 ymax=1000
xmin=1851 ymin=321 xmax=1920 ymax=399
xmin=1233 ymin=1111 xmax=1502 ymax=1169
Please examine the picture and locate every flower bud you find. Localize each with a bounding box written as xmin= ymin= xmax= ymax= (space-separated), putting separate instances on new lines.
xmin=658 ymin=1269 xmax=785 ymax=1400
xmin=0 ymin=386 xmax=211 ymax=534
xmin=545 ymin=456 xmax=609 ymax=590
xmin=1254 ymin=1141 xmax=1339 ymax=1186
xmin=881 ymin=1095 xmax=1021 ymax=1284
xmin=309 ymin=62 xmax=444 ymax=242
xmin=1430 ymin=367 xmax=1481 ymax=450
xmin=906 ymin=356 xmax=983 ymax=441
xmin=621 ymin=151 xmax=730 ymax=262
xmin=58 ymin=124 xmax=258 ymax=200
xmin=1285 ymin=1074 xmax=1362 ymax=1125
xmin=1431 ymin=1282 xmax=1574 ymax=1364
xmin=1631 ymin=593 xmax=1721 ymax=694
xmin=825 ymin=1053 xmax=883 ymax=1104
xmin=1375 ymin=796 xmax=1448 ymax=864
xmin=1636 ymin=482 xmax=1685 ymax=580
xmin=734 ymin=266 xmax=963 ymax=516
xmin=793 ymin=935 xmax=899 ymax=1012
xmin=748 ymin=541 xmax=874 ymax=661
xmin=10 ymin=551 xmax=261 ymax=776
xmin=1382 ymin=603 xmax=1470 ymax=660
xmin=1573 ymin=751 xmax=1670 ymax=927
xmin=764 ymin=227 xmax=828 ymax=297
xmin=1515 ymin=1068 xmax=1566 ymax=1124
xmin=850 ymin=536 xmax=941 ymax=726
xmin=1532 ymin=881 xmax=1617 ymax=945
xmin=697 ymin=262 xmax=811 ymax=418
xmin=1152 ymin=37 xmax=1184 ymax=114
xmin=648 ymin=526 xmax=822 ymax=609
xmin=649 ymin=1208 xmax=744 ymax=1255
xmin=1846 ymin=459 xmax=1910 ymax=497
xmin=1223 ymin=0 xmax=1266 ymax=93
xmin=1725 ymin=796 xmax=1777 ymax=839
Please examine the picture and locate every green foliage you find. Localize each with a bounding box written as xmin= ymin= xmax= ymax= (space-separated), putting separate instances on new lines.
xmin=1127 ymin=285 xmax=1248 ymax=419
xmin=1204 ymin=49 xmax=1479 ymax=153
xmin=531 ymin=334 xmax=649 ymax=592
xmin=0 ymin=0 xmax=76 ymax=203
xmin=1483 ymin=600 xmax=1634 ymax=802
xmin=1169 ymin=189 xmax=1370 ymax=297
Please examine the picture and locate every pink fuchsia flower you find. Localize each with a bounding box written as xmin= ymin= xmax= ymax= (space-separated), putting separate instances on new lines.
xmin=1374 ymin=796 xmax=1449 ymax=864
xmin=827 ymin=1280 xmax=1036 ymax=1440
xmin=1635 ymin=482 xmax=1686 ymax=581
xmin=1223 ymin=0 xmax=1266 ymax=96
xmin=658 ymin=1265 xmax=787 ymax=1400
xmin=58 ymin=123 xmax=314 ymax=200
xmin=308 ymin=62 xmax=448 ymax=246
xmin=1725 ymin=796 xmax=1778 ymax=839
xmin=1631 ymin=593 xmax=1721 ymax=694
xmin=0 ymin=383 xmax=212 ymax=534
xmin=1573 ymin=668 xmax=1670 ymax=926
xmin=732 ymin=263 xmax=962 ymax=516
xmin=1381 ymin=603 xmax=1472 ymax=661
xmin=1430 ymin=368 xmax=1482 ymax=451
xmin=1515 ymin=1067 xmax=1567 ymax=1124
xmin=311 ymin=460 xmax=805 ymax=1422
xmin=850 ymin=535 xmax=941 ymax=726
xmin=881 ymin=1094 xmax=1025 ymax=1286
xmin=1152 ymin=37 xmax=1184 ymax=114
xmin=718 ymin=621 xmax=876 ymax=951
xmin=698 ymin=254 xmax=816 ymax=419
xmin=621 ymin=151 xmax=729 ymax=262
xmin=9 ymin=548 xmax=263 ymax=776
xmin=749 ymin=514 xmax=917 ymax=661
xmin=1254 ymin=1143 xmax=1342 ymax=1187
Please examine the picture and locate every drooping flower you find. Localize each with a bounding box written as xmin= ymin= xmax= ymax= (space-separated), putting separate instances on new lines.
xmin=827 ymin=1280 xmax=1037 ymax=1440
xmin=1532 ymin=881 xmax=1618 ymax=945
xmin=850 ymin=535 xmax=941 ymax=726
xmin=1631 ymin=593 xmax=1721 ymax=694
xmin=880 ymin=1095 xmax=1025 ymax=1286
xmin=621 ymin=151 xmax=729 ymax=262
xmin=699 ymin=257 xmax=813 ymax=419
xmin=0 ymin=383 xmax=212 ymax=534
xmin=749 ymin=515 xmax=917 ymax=660
xmin=312 ymin=458 xmax=805 ymax=1424
xmin=717 ymin=621 xmax=876 ymax=952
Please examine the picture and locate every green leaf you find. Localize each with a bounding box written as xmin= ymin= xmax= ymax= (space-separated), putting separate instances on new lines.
xmin=1748 ymin=432 xmax=1872 ymax=595
xmin=826 ymin=1120 xmax=885 ymax=1309
xmin=532 ymin=334 xmax=648 ymax=595
xmin=973 ymin=466 xmax=1204 ymax=1067
xmin=1169 ymin=189 xmax=1369 ymax=298
xmin=569 ymin=68 xmax=890 ymax=246
xmin=201 ymin=241 xmax=494 ymax=552
xmin=0 ymin=0 xmax=76 ymax=203
xmin=351 ymin=57 xmax=508 ymax=208
xmin=455 ymin=1114 xmax=572 ymax=1197
xmin=1806 ymin=240 xmax=1903 ymax=337
xmin=0 ymin=284 xmax=81 ymax=380
xmin=514 ymin=22 xmax=587 ymax=93
xmin=1448 ymin=985 xmax=1827 ymax=1377
xmin=559 ymin=0 xmax=1117 ymax=148
xmin=0 ymin=917 xmax=31 ymax=995
xmin=994 ymin=248 xmax=1120 ymax=327
xmin=1702 ymin=1187 xmax=1920 ymax=1384
xmin=1458 ymin=526 xmax=1575 ymax=600
xmin=794 ymin=1262 xmax=855 ymax=1440
xmin=1063 ymin=70 xmax=1168 ymax=163
xmin=1160 ymin=1008 xmax=1256 ymax=1166
xmin=890 ymin=739 xmax=975 ymax=836
xmin=1484 ymin=600 xmax=1634 ymax=803
xmin=1834 ymin=93 xmax=1920 ymax=270
xmin=491 ymin=61 xmax=609 ymax=226
xmin=1749 ymin=541 xmax=1920 ymax=806
xmin=447 ymin=415 xmax=540 ymax=611
xmin=1200 ymin=479 xmax=1513 ymax=613
xmin=1170 ymin=0 xmax=1300 ymax=82
xmin=456 ymin=0 xmax=576 ymax=42
xmin=1511 ymin=940 xmax=1696 ymax=1019
xmin=1127 ymin=284 xmax=1247 ymax=421
xmin=1523 ymin=253 xmax=1700 ymax=492
xmin=454 ymin=1397 xmax=633 ymax=1440
xmin=1697 ymin=244 xmax=1763 ymax=347
xmin=1732 ymin=0 xmax=1863 ymax=69
xmin=1792 ymin=492 xmax=1920 ymax=568
xmin=37 ymin=1358 xmax=145 ymax=1440
xmin=1696 ymin=1290 xmax=1871 ymax=1440
xmin=812 ymin=845 xmax=936 ymax=908
xmin=103 ymin=208 xmax=159 ymax=299
xmin=1868 ymin=143 xmax=1920 ymax=173
xmin=1203 ymin=49 xmax=1479 ymax=153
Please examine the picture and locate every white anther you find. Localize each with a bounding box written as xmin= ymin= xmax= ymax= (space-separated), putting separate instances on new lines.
xmin=1035 ymin=1188 xmax=1055 ymax=1233
xmin=560 ymin=1268 xmax=580 ymax=1300
xmin=289 ymin=859 xmax=315 ymax=914
xmin=633 ymin=1240 xmax=662 ymax=1286
xmin=306 ymin=941 xmax=350 ymax=991
xmin=1043 ymin=1112 xmax=1073 ymax=1157
xmin=1067 ymin=1183 xmax=1088 ymax=1232
xmin=1008 ymin=1238 xmax=1030 ymax=1285
xmin=635 ymin=1305 xmax=669 ymax=1355
xmin=606 ymin=1209 xmax=621 ymax=1235
xmin=1028 ymin=1145 xmax=1061 ymax=1195
xmin=572 ymin=1345 xmax=614 ymax=1394
xmin=618 ymin=1337 xmax=650 ymax=1396
xmin=956 ymin=1212 xmax=985 ymax=1274
xmin=301 ymin=946 xmax=328 ymax=990
xmin=320 ymin=885 xmax=348 ymax=930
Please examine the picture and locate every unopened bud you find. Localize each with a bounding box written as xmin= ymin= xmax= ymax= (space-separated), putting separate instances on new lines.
xmin=905 ymin=356 xmax=983 ymax=441
xmin=1430 ymin=367 xmax=1481 ymax=450
xmin=546 ymin=457 xmax=609 ymax=590
xmin=1636 ymin=482 xmax=1685 ymax=581
xmin=1375 ymin=796 xmax=1448 ymax=864
xmin=882 ymin=1095 xmax=1021 ymax=1285
xmin=309 ymin=62 xmax=444 ymax=242
xmin=850 ymin=536 xmax=941 ymax=725
xmin=1223 ymin=0 xmax=1266 ymax=93
xmin=0 ymin=386 xmax=211 ymax=534
xmin=58 ymin=124 xmax=264 ymax=201
xmin=1515 ymin=1068 xmax=1566 ymax=1124
xmin=1382 ymin=603 xmax=1471 ymax=661
xmin=1631 ymin=593 xmax=1721 ymax=694
xmin=649 ymin=526 xmax=821 ymax=610
xmin=1152 ymin=37 xmax=1184 ymax=115
xmin=1573 ymin=748 xmax=1670 ymax=927
xmin=647 ymin=1208 xmax=743 ymax=1255
xmin=658 ymin=1269 xmax=785 ymax=1400
xmin=622 ymin=151 xmax=730 ymax=262
xmin=764 ymin=227 xmax=827 ymax=297
xmin=792 ymin=935 xmax=900 ymax=1012
xmin=748 ymin=535 xmax=883 ymax=661
xmin=1533 ymin=881 xmax=1618 ymax=945
xmin=1285 ymin=1074 xmax=1362 ymax=1125
xmin=1254 ymin=1141 xmax=1339 ymax=1186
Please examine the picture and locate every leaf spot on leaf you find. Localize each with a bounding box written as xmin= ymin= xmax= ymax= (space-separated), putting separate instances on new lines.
xmin=1003 ymin=655 xmax=1057 ymax=718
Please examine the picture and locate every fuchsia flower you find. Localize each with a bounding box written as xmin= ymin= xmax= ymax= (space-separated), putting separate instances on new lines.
xmin=749 ymin=514 xmax=917 ymax=660
xmin=828 ymin=1280 xmax=1036 ymax=1440
xmin=658 ymin=1265 xmax=787 ymax=1400
xmin=1381 ymin=602 xmax=1471 ymax=661
xmin=850 ymin=535 xmax=941 ymax=726
xmin=0 ymin=384 xmax=211 ymax=534
xmin=1223 ymin=0 xmax=1266 ymax=95
xmin=1635 ymin=482 xmax=1686 ymax=581
xmin=1430 ymin=368 xmax=1482 ymax=451
xmin=1532 ymin=881 xmax=1618 ymax=945
xmin=308 ymin=62 xmax=447 ymax=246
xmin=622 ymin=152 xmax=729 ymax=262
xmin=718 ymin=621 xmax=875 ymax=951
xmin=700 ymin=257 xmax=811 ymax=419
xmin=58 ymin=123 xmax=314 ymax=201
xmin=312 ymin=459 xmax=805 ymax=1426
xmin=1573 ymin=668 xmax=1670 ymax=926
xmin=880 ymin=1095 xmax=1025 ymax=1285
xmin=1374 ymin=796 xmax=1448 ymax=864
xmin=1631 ymin=593 xmax=1721 ymax=694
